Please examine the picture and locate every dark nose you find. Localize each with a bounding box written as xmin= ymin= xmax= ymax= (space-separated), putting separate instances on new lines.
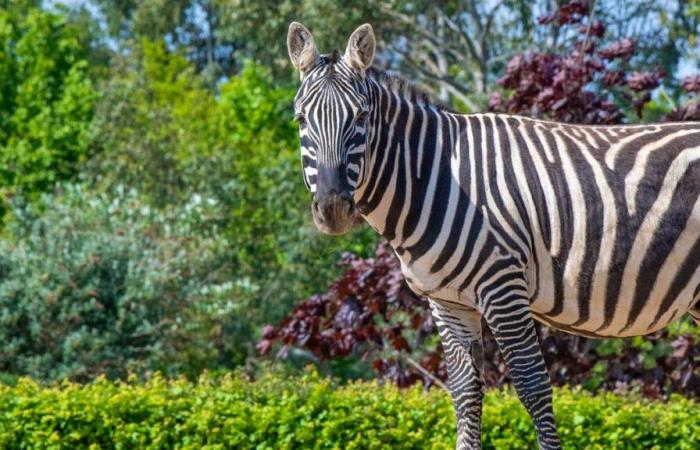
xmin=313 ymin=190 xmax=354 ymax=221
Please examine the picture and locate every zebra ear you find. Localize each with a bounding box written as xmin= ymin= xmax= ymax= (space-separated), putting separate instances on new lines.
xmin=287 ymin=22 xmax=319 ymax=73
xmin=345 ymin=23 xmax=376 ymax=71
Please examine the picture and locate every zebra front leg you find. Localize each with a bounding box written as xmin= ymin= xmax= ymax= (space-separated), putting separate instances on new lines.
xmin=428 ymin=299 xmax=485 ymax=450
xmin=481 ymin=292 xmax=561 ymax=450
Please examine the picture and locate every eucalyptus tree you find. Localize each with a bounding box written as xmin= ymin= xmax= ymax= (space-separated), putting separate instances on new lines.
xmin=84 ymin=0 xmax=698 ymax=103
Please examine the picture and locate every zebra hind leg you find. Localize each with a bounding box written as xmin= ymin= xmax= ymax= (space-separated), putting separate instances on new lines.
xmin=428 ymin=300 xmax=485 ymax=450
xmin=481 ymin=292 xmax=561 ymax=450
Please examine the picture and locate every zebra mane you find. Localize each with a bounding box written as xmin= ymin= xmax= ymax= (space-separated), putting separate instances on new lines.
xmin=316 ymin=51 xmax=456 ymax=113
xmin=365 ymin=67 xmax=457 ymax=113
xmin=320 ymin=49 xmax=343 ymax=65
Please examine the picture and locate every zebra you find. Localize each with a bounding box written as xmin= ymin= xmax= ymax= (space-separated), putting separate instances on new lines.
xmin=287 ymin=21 xmax=700 ymax=449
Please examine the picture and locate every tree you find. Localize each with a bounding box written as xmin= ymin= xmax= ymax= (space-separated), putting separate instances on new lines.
xmin=214 ymin=0 xmax=381 ymax=80
xmin=215 ymin=0 xmax=697 ymax=110
xmin=215 ymin=0 xmax=533 ymax=107
xmin=488 ymin=0 xmax=700 ymax=123
xmin=659 ymin=0 xmax=700 ymax=68
xmin=489 ymin=0 xmax=662 ymax=123
xmin=91 ymin=0 xmax=232 ymax=81
xmin=87 ymin=0 xmax=698 ymax=111
xmin=375 ymin=0 xmax=536 ymax=109
xmin=0 ymin=4 xmax=96 ymax=212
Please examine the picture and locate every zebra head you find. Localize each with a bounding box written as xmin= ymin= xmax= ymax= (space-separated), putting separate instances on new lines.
xmin=287 ymin=22 xmax=376 ymax=235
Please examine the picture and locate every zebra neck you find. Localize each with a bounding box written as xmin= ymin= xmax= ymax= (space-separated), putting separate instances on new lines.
xmin=355 ymin=83 xmax=462 ymax=249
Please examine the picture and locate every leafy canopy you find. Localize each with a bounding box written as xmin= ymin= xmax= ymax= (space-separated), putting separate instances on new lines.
xmin=0 ymin=4 xmax=96 ymax=208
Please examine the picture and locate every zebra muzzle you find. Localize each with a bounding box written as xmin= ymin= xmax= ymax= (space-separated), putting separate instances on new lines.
xmin=312 ymin=191 xmax=355 ymax=235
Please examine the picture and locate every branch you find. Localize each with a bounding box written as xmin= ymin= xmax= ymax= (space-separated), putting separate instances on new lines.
xmin=398 ymin=352 xmax=449 ymax=391
xmin=437 ymin=9 xmax=481 ymax=62
xmin=579 ymin=0 xmax=600 ymax=64
xmin=396 ymin=48 xmax=479 ymax=111
xmin=464 ymin=0 xmax=484 ymax=35
xmin=658 ymin=85 xmax=677 ymax=110
xmin=381 ymin=5 xmax=469 ymax=66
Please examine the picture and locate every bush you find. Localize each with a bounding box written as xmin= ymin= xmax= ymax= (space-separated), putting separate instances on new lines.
xmin=488 ymin=0 xmax=700 ymax=123
xmin=0 ymin=184 xmax=245 ymax=381
xmin=0 ymin=370 xmax=697 ymax=449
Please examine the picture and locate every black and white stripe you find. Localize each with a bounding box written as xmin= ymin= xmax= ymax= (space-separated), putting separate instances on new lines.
xmin=296 ymin=52 xmax=369 ymax=194
xmin=288 ymin=22 xmax=700 ymax=450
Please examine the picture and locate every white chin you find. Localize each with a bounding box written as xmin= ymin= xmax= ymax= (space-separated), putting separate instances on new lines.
xmin=313 ymin=218 xmax=353 ymax=235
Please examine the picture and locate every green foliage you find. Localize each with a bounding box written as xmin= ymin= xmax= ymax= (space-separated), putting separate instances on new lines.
xmin=88 ymin=39 xmax=226 ymax=203
xmin=0 ymin=184 xmax=246 ymax=381
xmin=484 ymin=386 xmax=700 ymax=450
xmin=85 ymin=40 xmax=376 ymax=370
xmin=0 ymin=371 xmax=697 ymax=449
xmin=216 ymin=0 xmax=381 ymax=79
xmin=0 ymin=4 xmax=96 ymax=206
xmin=660 ymin=0 xmax=700 ymax=64
xmin=92 ymin=0 xmax=192 ymax=43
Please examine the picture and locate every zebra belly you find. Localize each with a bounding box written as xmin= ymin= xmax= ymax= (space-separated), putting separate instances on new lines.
xmin=530 ymin=289 xmax=695 ymax=338
xmin=529 ymin=236 xmax=700 ymax=338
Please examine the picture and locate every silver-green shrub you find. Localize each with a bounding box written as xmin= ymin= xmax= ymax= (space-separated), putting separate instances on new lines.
xmin=0 ymin=184 xmax=244 ymax=381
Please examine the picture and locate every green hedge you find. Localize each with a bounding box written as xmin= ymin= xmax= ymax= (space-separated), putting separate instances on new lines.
xmin=0 ymin=371 xmax=697 ymax=449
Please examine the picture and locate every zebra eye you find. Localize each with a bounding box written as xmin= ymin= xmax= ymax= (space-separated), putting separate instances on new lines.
xmin=294 ymin=113 xmax=306 ymax=126
xmin=355 ymin=110 xmax=368 ymax=124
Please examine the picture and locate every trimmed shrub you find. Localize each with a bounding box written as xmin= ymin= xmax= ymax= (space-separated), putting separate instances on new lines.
xmin=0 ymin=371 xmax=697 ymax=449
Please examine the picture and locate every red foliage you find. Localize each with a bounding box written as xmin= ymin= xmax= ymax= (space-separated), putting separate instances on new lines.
xmin=539 ymin=0 xmax=589 ymax=25
xmin=598 ymin=38 xmax=636 ymax=60
xmin=258 ymin=243 xmax=446 ymax=388
xmin=681 ymin=74 xmax=700 ymax=93
xmin=665 ymin=73 xmax=700 ymax=121
xmin=491 ymin=2 xmax=659 ymax=123
xmin=601 ymin=70 xmax=625 ymax=87
xmin=627 ymin=71 xmax=662 ymax=92
xmin=492 ymin=49 xmax=627 ymax=123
